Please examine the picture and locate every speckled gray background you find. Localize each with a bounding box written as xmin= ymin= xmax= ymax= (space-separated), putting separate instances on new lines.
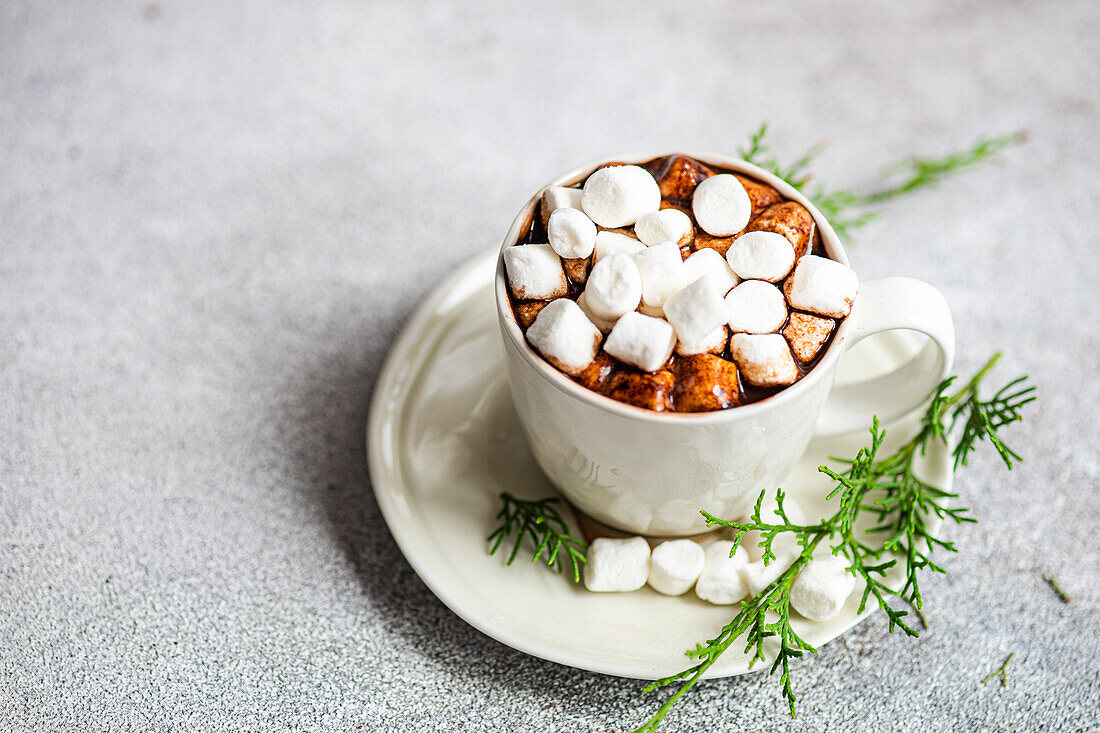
xmin=2 ymin=1 xmax=1098 ymax=731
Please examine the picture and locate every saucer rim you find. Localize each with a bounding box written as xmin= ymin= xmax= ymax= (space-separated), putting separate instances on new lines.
xmin=366 ymin=248 xmax=949 ymax=680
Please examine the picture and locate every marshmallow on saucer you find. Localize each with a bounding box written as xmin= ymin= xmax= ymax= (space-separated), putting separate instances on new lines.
xmin=663 ymin=275 xmax=729 ymax=347
xmin=503 ymin=244 xmax=569 ymax=300
xmin=525 ymin=298 xmax=601 ymax=376
xmin=740 ymin=494 xmax=806 ymax=563
xmin=604 ymin=311 xmax=676 ymax=373
xmin=634 ymin=208 xmax=693 ymax=247
xmin=632 ymin=242 xmax=685 ymax=309
xmin=790 ymin=555 xmax=856 ymax=622
xmin=541 ymin=185 xmax=584 ymax=224
xmin=692 ymin=174 xmax=752 ymax=237
xmin=675 ymin=325 xmax=728 ymax=356
xmin=695 ymin=541 xmax=750 ymax=605
xmin=577 ymin=291 xmax=619 ymax=333
xmin=582 ymin=165 xmax=661 ymax=228
xmin=585 ymin=253 xmax=643 ymax=321
xmin=682 ymin=248 xmax=739 ymax=294
xmin=783 ymin=312 xmax=836 ymax=363
xmin=784 ymin=255 xmax=859 ymax=318
xmin=648 ymin=539 xmax=706 ymax=596
xmin=584 ymin=536 xmax=651 ymax=592
xmin=548 ymin=207 xmax=597 ymax=259
xmin=593 ymin=230 xmax=646 ymax=263
xmin=729 ymin=333 xmax=799 ymax=387
xmin=725 ymin=280 xmax=788 ymax=334
xmin=725 ymin=231 xmax=796 ymax=282
xmin=743 ymin=544 xmax=802 ymax=597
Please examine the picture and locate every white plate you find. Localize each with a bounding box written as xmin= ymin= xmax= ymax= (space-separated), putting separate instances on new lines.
xmin=366 ymin=248 xmax=950 ymax=681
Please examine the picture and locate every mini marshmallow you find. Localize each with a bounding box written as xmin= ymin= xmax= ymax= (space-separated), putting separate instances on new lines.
xmin=790 ymin=555 xmax=856 ymax=622
xmin=577 ymin=350 xmax=616 ymax=393
xmin=725 ymin=231 xmax=796 ymax=282
xmin=585 ymin=253 xmax=642 ymax=321
xmin=581 ymin=165 xmax=662 ymax=228
xmin=604 ymin=311 xmax=676 ymax=373
xmin=750 ymin=202 xmax=814 ymax=259
xmin=525 ymin=298 xmax=601 ymax=376
xmin=634 ymin=208 xmax=693 ymax=247
xmin=743 ymin=544 xmax=802 ymax=597
xmin=692 ymin=174 xmax=752 ymax=237
xmin=576 ymin=291 xmax=619 ymax=333
xmin=783 ymin=312 xmax=835 ymax=363
xmin=632 ymin=242 xmax=685 ymax=308
xmin=503 ymin=244 xmax=569 ymax=300
xmin=514 ymin=300 xmax=550 ymax=330
xmin=675 ymin=325 xmax=728 ymax=356
xmin=682 ymin=248 xmax=739 ymax=295
xmin=561 ymin=256 xmax=591 ymax=284
xmin=740 ymin=494 xmax=807 ymax=563
xmin=784 ymin=255 xmax=859 ymax=318
xmin=675 ymin=353 xmax=740 ymax=411
xmin=648 ymin=539 xmax=706 ymax=596
xmin=547 ymin=207 xmax=597 ymax=259
xmin=593 ymin=230 xmax=646 ymax=262
xmin=695 ymin=541 xmax=750 ymax=605
xmin=584 ymin=536 xmax=651 ymax=592
xmin=607 ymin=369 xmax=675 ymax=411
xmin=729 ymin=333 xmax=799 ymax=387
xmin=663 ymin=275 xmax=728 ymax=347
xmin=540 ymin=185 xmax=584 ymax=223
xmin=656 ymin=154 xmax=712 ymax=200
xmin=725 ymin=280 xmax=788 ymax=334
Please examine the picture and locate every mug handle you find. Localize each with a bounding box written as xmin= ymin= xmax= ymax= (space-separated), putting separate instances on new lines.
xmin=815 ymin=276 xmax=955 ymax=437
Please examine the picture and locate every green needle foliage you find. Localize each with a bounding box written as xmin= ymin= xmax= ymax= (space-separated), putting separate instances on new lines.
xmin=633 ymin=354 xmax=1034 ymax=732
xmin=738 ymin=122 xmax=1025 ymax=241
xmin=488 ymin=493 xmax=587 ymax=582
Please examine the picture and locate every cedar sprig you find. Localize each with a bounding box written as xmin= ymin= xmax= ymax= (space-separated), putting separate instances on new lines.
xmin=632 ymin=355 xmax=1034 ymax=731
xmin=487 ymin=493 xmax=587 ymax=582
xmin=640 ymin=420 xmax=891 ymax=730
xmin=865 ymin=353 xmax=1034 ymax=613
xmin=716 ymin=487 xmax=822 ymax=564
xmin=949 ymin=373 xmax=1036 ymax=470
xmin=739 ymin=122 xmax=1025 ymax=241
xmin=634 ymin=534 xmax=823 ymax=730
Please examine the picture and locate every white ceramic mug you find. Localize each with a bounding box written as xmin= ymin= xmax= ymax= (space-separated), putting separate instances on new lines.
xmin=495 ymin=152 xmax=954 ymax=536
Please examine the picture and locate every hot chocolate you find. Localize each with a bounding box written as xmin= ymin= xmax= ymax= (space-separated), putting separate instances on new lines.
xmin=504 ymin=154 xmax=858 ymax=413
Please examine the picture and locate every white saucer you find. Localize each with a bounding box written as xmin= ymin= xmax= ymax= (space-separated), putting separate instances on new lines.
xmin=366 ymin=248 xmax=950 ymax=681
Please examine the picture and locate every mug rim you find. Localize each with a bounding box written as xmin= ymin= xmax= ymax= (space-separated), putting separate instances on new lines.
xmin=495 ymin=151 xmax=854 ymax=425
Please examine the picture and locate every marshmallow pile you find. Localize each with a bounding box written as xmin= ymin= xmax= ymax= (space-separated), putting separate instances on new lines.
xmin=504 ymin=155 xmax=860 ymax=412
xmin=581 ymin=493 xmax=856 ymax=621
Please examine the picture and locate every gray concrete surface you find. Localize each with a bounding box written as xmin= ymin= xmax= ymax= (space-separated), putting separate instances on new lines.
xmin=2 ymin=1 xmax=1098 ymax=730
